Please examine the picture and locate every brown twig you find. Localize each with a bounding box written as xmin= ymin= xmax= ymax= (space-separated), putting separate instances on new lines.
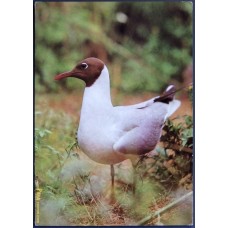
xmin=165 ymin=143 xmax=193 ymax=154
xmin=135 ymin=191 xmax=193 ymax=225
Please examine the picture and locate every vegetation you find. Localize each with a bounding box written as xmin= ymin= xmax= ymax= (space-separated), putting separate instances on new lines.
xmin=35 ymin=1 xmax=192 ymax=92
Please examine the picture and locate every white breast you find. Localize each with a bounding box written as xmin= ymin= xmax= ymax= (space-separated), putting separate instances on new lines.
xmin=77 ymin=113 xmax=127 ymax=164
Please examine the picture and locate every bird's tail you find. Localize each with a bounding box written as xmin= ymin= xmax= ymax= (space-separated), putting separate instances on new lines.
xmin=154 ymin=83 xmax=193 ymax=118
xmin=154 ymin=84 xmax=183 ymax=119
xmin=154 ymin=85 xmax=176 ymax=104
xmin=154 ymin=83 xmax=192 ymax=104
xmin=166 ymin=99 xmax=181 ymax=118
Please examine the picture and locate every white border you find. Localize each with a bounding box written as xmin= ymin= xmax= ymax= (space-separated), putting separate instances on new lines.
xmin=2 ymin=0 xmax=228 ymax=227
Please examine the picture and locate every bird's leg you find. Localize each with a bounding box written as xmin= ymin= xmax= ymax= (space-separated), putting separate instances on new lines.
xmin=110 ymin=164 xmax=115 ymax=203
xmin=132 ymin=166 xmax=136 ymax=195
xmin=111 ymin=164 xmax=114 ymax=190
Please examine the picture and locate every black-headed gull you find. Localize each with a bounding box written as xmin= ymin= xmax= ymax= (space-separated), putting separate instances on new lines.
xmin=55 ymin=57 xmax=181 ymax=197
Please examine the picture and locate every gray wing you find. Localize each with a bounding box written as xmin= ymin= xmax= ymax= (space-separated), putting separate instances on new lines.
xmin=113 ymin=102 xmax=168 ymax=156
xmin=112 ymin=85 xmax=181 ymax=156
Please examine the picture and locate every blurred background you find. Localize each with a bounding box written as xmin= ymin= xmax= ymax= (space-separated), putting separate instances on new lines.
xmin=35 ymin=1 xmax=192 ymax=94
xmin=35 ymin=1 xmax=193 ymax=226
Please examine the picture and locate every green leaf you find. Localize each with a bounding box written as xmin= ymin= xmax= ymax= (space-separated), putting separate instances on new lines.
xmin=156 ymin=147 xmax=167 ymax=157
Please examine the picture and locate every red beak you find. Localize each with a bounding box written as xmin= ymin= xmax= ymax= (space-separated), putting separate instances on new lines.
xmin=54 ymin=70 xmax=74 ymax=80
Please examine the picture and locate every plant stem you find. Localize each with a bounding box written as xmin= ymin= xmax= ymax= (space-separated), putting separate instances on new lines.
xmin=167 ymin=143 xmax=193 ymax=153
xmin=135 ymin=191 xmax=193 ymax=225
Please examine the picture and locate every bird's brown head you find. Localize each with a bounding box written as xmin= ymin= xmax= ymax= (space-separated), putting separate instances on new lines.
xmin=54 ymin=57 xmax=105 ymax=87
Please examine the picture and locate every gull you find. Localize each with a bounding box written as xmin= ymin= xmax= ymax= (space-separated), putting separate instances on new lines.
xmin=55 ymin=57 xmax=181 ymax=198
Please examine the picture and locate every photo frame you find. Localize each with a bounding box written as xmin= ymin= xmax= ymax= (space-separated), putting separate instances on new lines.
xmin=34 ymin=1 xmax=194 ymax=227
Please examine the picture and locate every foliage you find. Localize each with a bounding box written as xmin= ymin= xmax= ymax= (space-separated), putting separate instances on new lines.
xmin=162 ymin=115 xmax=193 ymax=149
xmin=116 ymin=1 xmax=192 ymax=92
xmin=162 ymin=115 xmax=193 ymax=188
xmin=35 ymin=1 xmax=192 ymax=93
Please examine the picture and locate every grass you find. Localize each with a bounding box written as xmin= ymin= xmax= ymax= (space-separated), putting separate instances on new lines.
xmin=35 ymin=92 xmax=193 ymax=225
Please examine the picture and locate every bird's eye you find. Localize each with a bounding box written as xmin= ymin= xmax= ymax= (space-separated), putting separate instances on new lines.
xmin=81 ymin=62 xmax=88 ymax=69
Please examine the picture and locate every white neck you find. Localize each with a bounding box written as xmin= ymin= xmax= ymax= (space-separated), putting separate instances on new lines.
xmin=81 ymin=66 xmax=113 ymax=114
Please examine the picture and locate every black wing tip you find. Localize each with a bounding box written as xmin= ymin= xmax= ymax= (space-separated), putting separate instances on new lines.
xmin=154 ymin=85 xmax=176 ymax=104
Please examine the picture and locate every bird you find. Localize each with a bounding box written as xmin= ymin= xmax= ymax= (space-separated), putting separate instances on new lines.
xmin=54 ymin=57 xmax=181 ymax=199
